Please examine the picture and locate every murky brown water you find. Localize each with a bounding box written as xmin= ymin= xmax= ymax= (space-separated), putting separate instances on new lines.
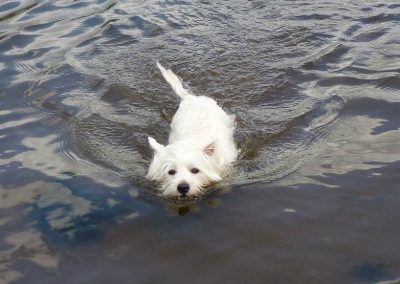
xmin=1 ymin=0 xmax=400 ymax=283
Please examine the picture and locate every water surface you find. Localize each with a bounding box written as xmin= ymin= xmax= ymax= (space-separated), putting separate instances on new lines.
xmin=1 ymin=0 xmax=400 ymax=283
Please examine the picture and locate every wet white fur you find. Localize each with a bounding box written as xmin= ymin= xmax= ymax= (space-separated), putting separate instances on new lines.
xmin=147 ymin=62 xmax=237 ymax=197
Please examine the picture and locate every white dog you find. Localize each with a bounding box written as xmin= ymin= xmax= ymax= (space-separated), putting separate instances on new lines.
xmin=147 ymin=62 xmax=238 ymax=197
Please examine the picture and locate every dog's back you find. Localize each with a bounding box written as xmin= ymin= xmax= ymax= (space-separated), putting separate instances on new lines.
xmin=170 ymin=95 xmax=237 ymax=169
xmin=157 ymin=62 xmax=237 ymax=170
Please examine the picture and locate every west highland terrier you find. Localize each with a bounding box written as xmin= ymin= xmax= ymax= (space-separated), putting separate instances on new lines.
xmin=147 ymin=62 xmax=238 ymax=198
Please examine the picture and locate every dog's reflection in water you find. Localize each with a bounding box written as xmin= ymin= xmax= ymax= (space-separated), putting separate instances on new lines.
xmin=165 ymin=185 xmax=230 ymax=216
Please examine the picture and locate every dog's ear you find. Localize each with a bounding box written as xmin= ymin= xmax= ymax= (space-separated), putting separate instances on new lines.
xmin=148 ymin=137 xmax=164 ymax=153
xmin=203 ymin=142 xmax=215 ymax=156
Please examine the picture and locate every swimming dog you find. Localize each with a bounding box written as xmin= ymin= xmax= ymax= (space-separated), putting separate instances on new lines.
xmin=147 ymin=62 xmax=237 ymax=197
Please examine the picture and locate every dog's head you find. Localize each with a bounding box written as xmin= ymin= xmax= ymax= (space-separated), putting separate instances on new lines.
xmin=146 ymin=137 xmax=221 ymax=197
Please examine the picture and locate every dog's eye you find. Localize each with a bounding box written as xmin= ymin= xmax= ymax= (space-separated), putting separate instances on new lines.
xmin=168 ymin=170 xmax=176 ymax=175
xmin=191 ymin=168 xmax=200 ymax=174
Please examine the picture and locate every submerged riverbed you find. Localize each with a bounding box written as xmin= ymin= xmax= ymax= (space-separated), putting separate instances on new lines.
xmin=1 ymin=0 xmax=400 ymax=283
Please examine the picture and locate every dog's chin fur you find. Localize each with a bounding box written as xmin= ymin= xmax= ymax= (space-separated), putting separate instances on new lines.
xmin=147 ymin=62 xmax=237 ymax=198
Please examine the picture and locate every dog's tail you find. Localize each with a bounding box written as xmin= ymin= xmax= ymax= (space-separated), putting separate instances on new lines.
xmin=156 ymin=62 xmax=191 ymax=98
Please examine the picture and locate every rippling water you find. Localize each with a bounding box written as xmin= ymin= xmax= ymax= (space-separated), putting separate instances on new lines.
xmin=1 ymin=0 xmax=400 ymax=283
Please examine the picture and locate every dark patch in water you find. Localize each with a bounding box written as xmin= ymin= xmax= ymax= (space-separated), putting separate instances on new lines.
xmin=352 ymin=262 xmax=394 ymax=282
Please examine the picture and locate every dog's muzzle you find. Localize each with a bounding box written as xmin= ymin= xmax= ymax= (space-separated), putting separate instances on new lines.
xmin=177 ymin=182 xmax=190 ymax=196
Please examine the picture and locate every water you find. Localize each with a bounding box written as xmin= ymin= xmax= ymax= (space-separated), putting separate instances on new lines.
xmin=1 ymin=0 xmax=400 ymax=283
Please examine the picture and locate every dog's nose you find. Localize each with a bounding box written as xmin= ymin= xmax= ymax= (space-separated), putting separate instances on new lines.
xmin=177 ymin=182 xmax=190 ymax=195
